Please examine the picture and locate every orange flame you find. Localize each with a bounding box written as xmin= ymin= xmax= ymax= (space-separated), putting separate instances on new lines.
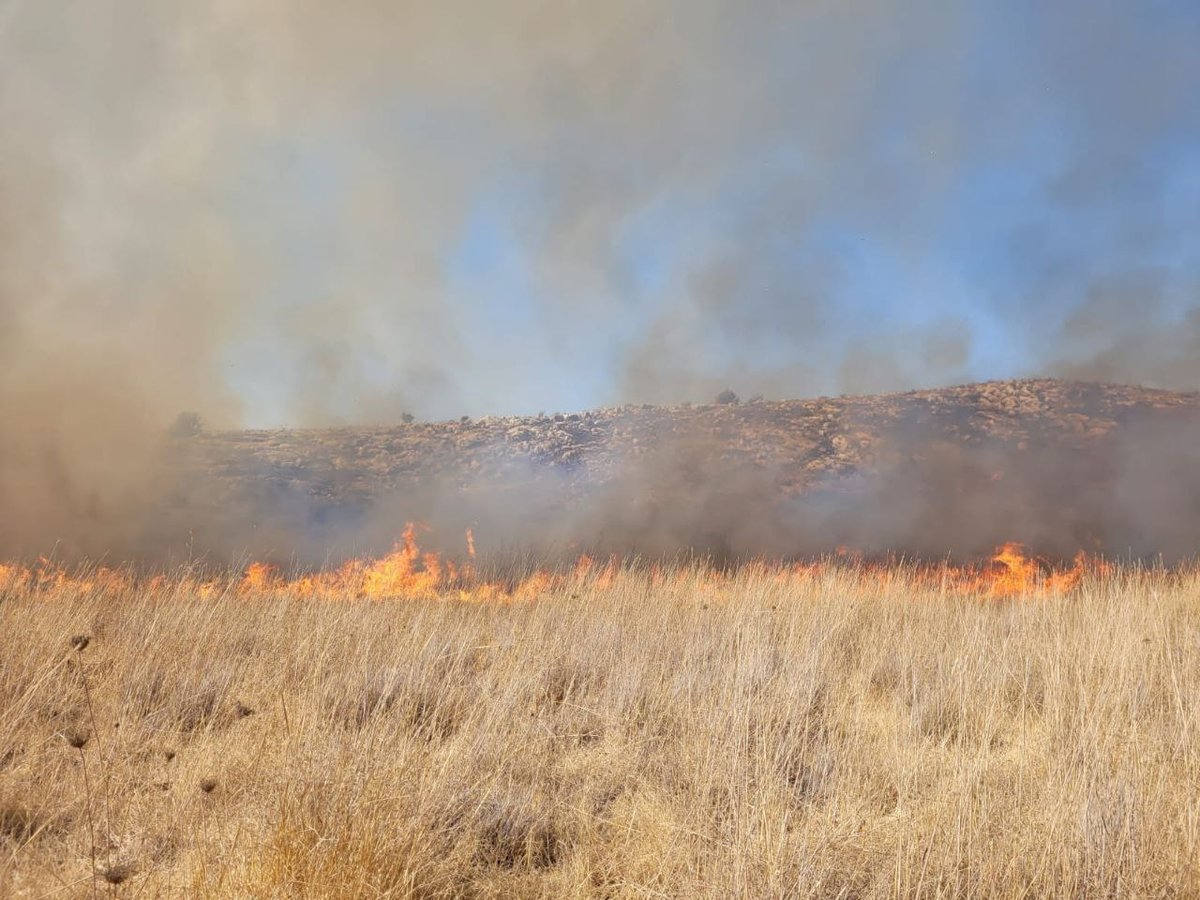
xmin=967 ymin=542 xmax=1090 ymax=597
xmin=240 ymin=561 xmax=280 ymax=593
xmin=987 ymin=542 xmax=1043 ymax=596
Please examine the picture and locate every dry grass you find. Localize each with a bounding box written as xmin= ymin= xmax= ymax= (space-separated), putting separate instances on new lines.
xmin=2 ymin=563 xmax=1199 ymax=898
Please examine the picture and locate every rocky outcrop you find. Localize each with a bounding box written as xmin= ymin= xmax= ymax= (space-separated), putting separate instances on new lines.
xmin=190 ymin=379 xmax=1200 ymax=499
xmin=161 ymin=379 xmax=1200 ymax=563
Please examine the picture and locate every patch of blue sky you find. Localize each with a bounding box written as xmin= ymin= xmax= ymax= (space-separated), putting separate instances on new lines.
xmin=443 ymin=174 xmax=621 ymax=414
xmin=218 ymin=133 xmax=355 ymax=425
xmin=444 ymin=175 xmax=540 ymax=332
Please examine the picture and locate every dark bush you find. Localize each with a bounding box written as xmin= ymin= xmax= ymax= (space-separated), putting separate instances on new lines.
xmin=167 ymin=411 xmax=203 ymax=438
xmin=715 ymin=389 xmax=740 ymax=406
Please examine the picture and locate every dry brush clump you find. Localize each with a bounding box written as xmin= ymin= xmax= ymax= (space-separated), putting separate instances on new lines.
xmin=1 ymin=564 xmax=1199 ymax=897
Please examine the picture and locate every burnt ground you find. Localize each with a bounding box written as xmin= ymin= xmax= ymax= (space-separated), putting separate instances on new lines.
xmin=155 ymin=379 xmax=1200 ymax=565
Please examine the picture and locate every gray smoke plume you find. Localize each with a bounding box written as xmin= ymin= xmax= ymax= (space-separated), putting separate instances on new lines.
xmin=0 ymin=0 xmax=1196 ymax=562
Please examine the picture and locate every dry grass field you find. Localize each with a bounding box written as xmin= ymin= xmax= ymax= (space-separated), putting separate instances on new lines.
xmin=2 ymin=558 xmax=1199 ymax=898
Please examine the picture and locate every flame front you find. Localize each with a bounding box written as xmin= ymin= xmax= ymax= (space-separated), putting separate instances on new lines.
xmin=0 ymin=527 xmax=1108 ymax=603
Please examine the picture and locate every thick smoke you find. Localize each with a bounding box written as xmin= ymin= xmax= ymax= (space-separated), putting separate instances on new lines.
xmin=0 ymin=1 xmax=1196 ymax=562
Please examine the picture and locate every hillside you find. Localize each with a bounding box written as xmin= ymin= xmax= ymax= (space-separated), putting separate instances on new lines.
xmin=163 ymin=379 xmax=1200 ymax=564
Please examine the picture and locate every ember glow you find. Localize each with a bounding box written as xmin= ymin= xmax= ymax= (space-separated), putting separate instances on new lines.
xmin=0 ymin=528 xmax=1112 ymax=602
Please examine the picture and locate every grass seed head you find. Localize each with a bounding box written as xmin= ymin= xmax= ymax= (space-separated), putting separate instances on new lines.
xmin=101 ymin=862 xmax=136 ymax=884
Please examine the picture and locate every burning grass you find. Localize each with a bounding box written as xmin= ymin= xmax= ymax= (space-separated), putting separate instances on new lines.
xmin=0 ymin=524 xmax=1111 ymax=604
xmin=1 ymin=555 xmax=1199 ymax=897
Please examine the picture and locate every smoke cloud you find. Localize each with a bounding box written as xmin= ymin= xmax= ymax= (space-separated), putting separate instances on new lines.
xmin=0 ymin=0 xmax=1196 ymax=562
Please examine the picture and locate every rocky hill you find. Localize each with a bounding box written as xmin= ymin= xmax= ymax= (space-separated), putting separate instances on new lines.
xmin=168 ymin=379 xmax=1200 ymax=564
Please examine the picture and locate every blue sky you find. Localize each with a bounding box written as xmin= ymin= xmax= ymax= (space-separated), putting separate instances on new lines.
xmin=222 ymin=0 xmax=1192 ymax=425
xmin=9 ymin=0 xmax=1193 ymax=426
